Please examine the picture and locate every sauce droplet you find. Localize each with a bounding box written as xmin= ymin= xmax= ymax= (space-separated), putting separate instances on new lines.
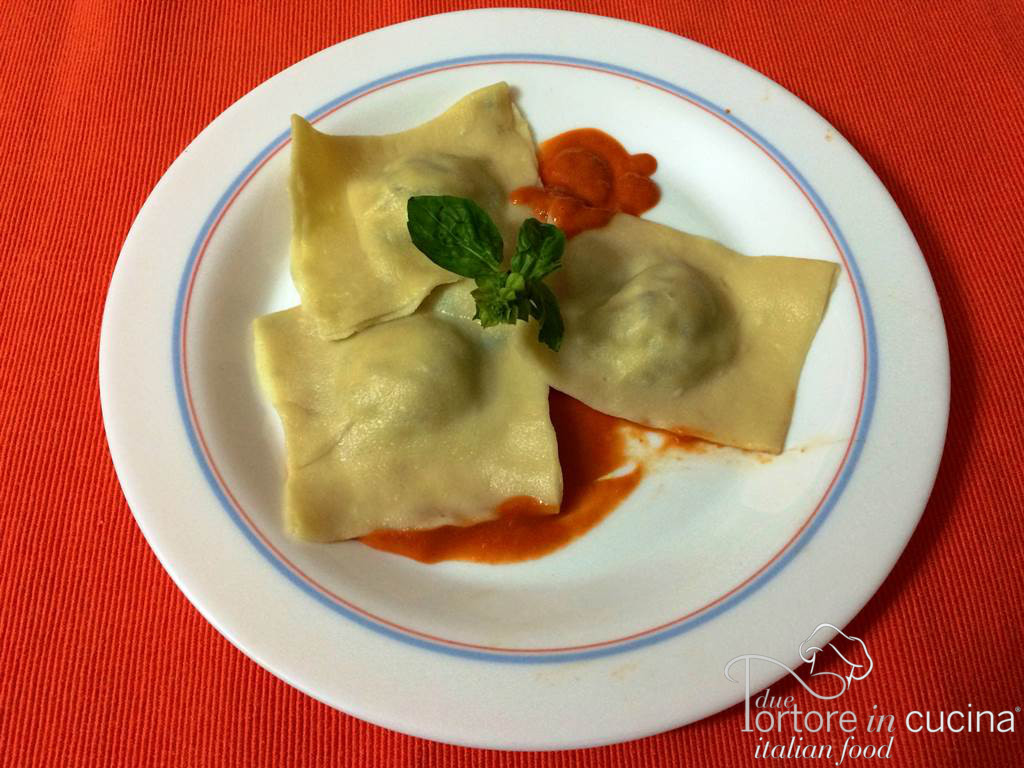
xmin=511 ymin=128 xmax=660 ymax=237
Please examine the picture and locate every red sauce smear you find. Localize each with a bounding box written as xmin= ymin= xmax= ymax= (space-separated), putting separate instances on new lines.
xmin=362 ymin=392 xmax=643 ymax=564
xmin=511 ymin=128 xmax=660 ymax=237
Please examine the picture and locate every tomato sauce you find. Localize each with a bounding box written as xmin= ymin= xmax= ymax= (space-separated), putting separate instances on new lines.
xmin=511 ymin=128 xmax=660 ymax=237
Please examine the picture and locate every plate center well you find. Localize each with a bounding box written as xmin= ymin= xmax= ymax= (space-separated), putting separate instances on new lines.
xmin=181 ymin=61 xmax=865 ymax=651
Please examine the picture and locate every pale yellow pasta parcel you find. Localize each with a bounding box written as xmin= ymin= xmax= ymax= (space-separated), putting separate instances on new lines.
xmin=253 ymin=283 xmax=562 ymax=541
xmin=289 ymin=82 xmax=538 ymax=340
xmin=541 ymin=214 xmax=839 ymax=453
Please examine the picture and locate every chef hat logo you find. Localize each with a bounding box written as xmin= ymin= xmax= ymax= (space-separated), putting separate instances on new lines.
xmin=798 ymin=623 xmax=873 ymax=686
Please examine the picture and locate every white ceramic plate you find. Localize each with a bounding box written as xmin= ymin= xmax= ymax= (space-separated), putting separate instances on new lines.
xmin=100 ymin=9 xmax=948 ymax=750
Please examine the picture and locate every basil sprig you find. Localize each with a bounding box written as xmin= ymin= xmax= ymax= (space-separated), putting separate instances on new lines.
xmin=407 ymin=195 xmax=565 ymax=351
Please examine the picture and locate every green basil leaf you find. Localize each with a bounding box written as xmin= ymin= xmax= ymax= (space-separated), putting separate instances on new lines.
xmin=528 ymin=280 xmax=564 ymax=351
xmin=511 ymin=218 xmax=565 ymax=281
xmin=407 ymin=195 xmax=503 ymax=278
xmin=405 ymin=196 xmax=566 ymax=351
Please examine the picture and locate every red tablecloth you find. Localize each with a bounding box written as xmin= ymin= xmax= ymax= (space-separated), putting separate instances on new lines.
xmin=3 ymin=2 xmax=1022 ymax=766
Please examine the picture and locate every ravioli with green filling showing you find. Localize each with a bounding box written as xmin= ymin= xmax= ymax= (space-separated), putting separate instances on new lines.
xmin=253 ymin=282 xmax=562 ymax=541
xmin=289 ymin=82 xmax=539 ymax=340
xmin=539 ymin=214 xmax=839 ymax=453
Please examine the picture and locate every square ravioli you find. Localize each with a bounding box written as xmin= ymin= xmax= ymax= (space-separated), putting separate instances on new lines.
xmin=253 ymin=283 xmax=562 ymax=541
xmin=539 ymin=214 xmax=839 ymax=453
xmin=289 ymin=82 xmax=539 ymax=339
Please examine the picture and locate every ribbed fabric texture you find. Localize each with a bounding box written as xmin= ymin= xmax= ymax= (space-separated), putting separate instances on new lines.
xmin=2 ymin=1 xmax=1022 ymax=766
